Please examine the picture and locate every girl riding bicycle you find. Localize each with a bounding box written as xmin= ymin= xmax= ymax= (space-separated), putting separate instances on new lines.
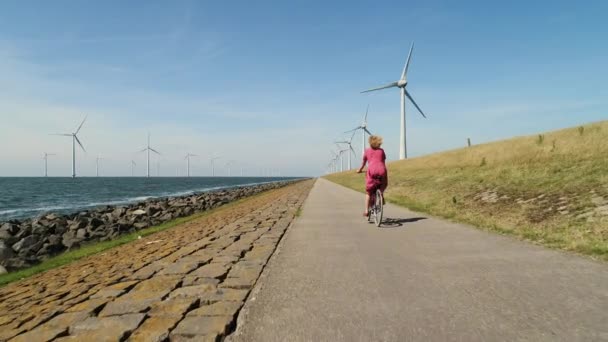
xmin=356 ymin=135 xmax=388 ymax=216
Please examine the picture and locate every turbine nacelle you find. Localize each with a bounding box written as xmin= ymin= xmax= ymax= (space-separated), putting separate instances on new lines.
xmin=397 ymin=80 xmax=407 ymax=88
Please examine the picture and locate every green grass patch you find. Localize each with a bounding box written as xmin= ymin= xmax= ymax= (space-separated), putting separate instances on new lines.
xmin=326 ymin=121 xmax=608 ymax=261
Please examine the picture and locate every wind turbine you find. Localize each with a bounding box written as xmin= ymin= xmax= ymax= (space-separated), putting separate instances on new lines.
xmin=335 ymin=132 xmax=356 ymax=170
xmin=346 ymin=105 xmax=373 ymax=157
xmin=130 ymin=160 xmax=137 ymax=177
xmin=225 ymin=161 xmax=235 ymax=177
xmin=43 ymin=152 xmax=55 ymax=177
xmin=185 ymin=153 xmax=198 ymax=177
xmin=51 ymin=116 xmax=87 ymax=178
xmin=210 ymin=156 xmax=221 ymax=177
xmin=95 ymin=155 xmax=104 ymax=177
xmin=361 ymin=42 xmax=427 ymax=159
xmin=139 ymin=133 xmax=160 ymax=178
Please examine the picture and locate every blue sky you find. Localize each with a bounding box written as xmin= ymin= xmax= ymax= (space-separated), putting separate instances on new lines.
xmin=0 ymin=1 xmax=606 ymax=176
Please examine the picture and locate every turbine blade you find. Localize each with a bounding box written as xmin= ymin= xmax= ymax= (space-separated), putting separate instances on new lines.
xmin=364 ymin=128 xmax=373 ymax=135
xmin=50 ymin=133 xmax=72 ymax=136
xmin=364 ymin=104 xmax=369 ymax=121
xmin=138 ymin=148 xmax=147 ymax=153
xmin=74 ymin=135 xmax=86 ymax=152
xmin=349 ymin=130 xmax=356 ymax=142
xmin=404 ymin=89 xmax=427 ymax=118
xmin=75 ymin=115 xmax=87 ymax=134
xmin=401 ymin=42 xmax=414 ymax=81
xmin=361 ymin=81 xmax=399 ymax=93
xmin=344 ymin=127 xmax=360 ymax=133
xmin=150 ymin=148 xmax=161 ymax=155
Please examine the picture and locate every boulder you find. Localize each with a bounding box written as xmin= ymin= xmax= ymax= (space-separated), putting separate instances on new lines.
xmin=0 ymin=240 xmax=15 ymax=262
xmin=1 ymin=222 xmax=20 ymax=235
xmin=12 ymin=235 xmax=40 ymax=253
xmin=131 ymin=209 xmax=147 ymax=216
xmin=36 ymin=242 xmax=64 ymax=257
xmin=0 ymin=265 xmax=7 ymax=275
xmin=89 ymin=217 xmax=104 ymax=229
xmin=0 ymin=230 xmax=17 ymax=245
xmin=69 ymin=219 xmax=87 ymax=231
xmin=76 ymin=228 xmax=87 ymax=240
xmin=44 ymin=213 xmax=59 ymax=220
xmin=133 ymin=222 xmax=148 ymax=229
xmin=62 ymin=231 xmax=81 ymax=249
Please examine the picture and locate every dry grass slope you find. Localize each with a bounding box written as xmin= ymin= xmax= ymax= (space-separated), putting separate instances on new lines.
xmin=326 ymin=121 xmax=608 ymax=260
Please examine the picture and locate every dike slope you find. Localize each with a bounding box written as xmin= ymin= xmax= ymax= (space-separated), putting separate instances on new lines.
xmin=326 ymin=121 xmax=608 ymax=259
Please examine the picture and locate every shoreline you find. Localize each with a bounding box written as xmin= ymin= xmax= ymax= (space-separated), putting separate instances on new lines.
xmin=0 ymin=178 xmax=302 ymax=222
xmin=0 ymin=179 xmax=305 ymax=272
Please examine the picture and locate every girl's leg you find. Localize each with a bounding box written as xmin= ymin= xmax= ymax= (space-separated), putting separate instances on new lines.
xmin=364 ymin=193 xmax=371 ymax=215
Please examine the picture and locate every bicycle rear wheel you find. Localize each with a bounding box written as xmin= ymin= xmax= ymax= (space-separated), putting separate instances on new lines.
xmin=374 ymin=189 xmax=383 ymax=227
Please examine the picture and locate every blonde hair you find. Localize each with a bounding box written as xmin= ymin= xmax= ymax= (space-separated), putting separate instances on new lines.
xmin=369 ymin=135 xmax=383 ymax=149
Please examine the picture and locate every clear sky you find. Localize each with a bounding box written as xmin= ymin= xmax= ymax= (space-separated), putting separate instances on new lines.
xmin=0 ymin=1 xmax=606 ymax=177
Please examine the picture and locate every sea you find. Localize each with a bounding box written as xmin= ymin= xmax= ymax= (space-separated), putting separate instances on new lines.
xmin=0 ymin=177 xmax=299 ymax=221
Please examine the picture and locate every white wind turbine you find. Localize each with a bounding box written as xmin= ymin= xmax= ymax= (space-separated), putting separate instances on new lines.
xmin=51 ymin=116 xmax=87 ymax=178
xmin=210 ymin=156 xmax=221 ymax=177
xmin=43 ymin=152 xmax=55 ymax=177
xmin=185 ymin=153 xmax=198 ymax=177
xmin=335 ymin=132 xmax=356 ymax=170
xmin=225 ymin=161 xmax=236 ymax=177
xmin=346 ymin=105 xmax=373 ymax=157
xmin=139 ymin=133 xmax=160 ymax=178
xmin=130 ymin=160 xmax=137 ymax=177
xmin=361 ymin=42 xmax=427 ymax=159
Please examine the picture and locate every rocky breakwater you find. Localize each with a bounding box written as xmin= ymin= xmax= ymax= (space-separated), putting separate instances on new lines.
xmin=0 ymin=180 xmax=299 ymax=273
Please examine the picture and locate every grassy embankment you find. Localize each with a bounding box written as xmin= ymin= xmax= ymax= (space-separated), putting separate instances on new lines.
xmin=326 ymin=121 xmax=608 ymax=260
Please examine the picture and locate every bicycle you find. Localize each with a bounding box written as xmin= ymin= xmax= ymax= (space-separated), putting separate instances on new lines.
xmin=367 ymin=187 xmax=383 ymax=227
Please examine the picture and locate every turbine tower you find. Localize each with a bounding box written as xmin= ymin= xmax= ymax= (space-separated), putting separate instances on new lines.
xmin=51 ymin=116 xmax=87 ymax=178
xmin=185 ymin=153 xmax=198 ymax=177
xmin=130 ymin=160 xmax=137 ymax=177
xmin=210 ymin=156 xmax=221 ymax=177
xmin=95 ymin=155 xmax=103 ymax=177
xmin=335 ymin=132 xmax=356 ymax=170
xmin=362 ymin=42 xmax=427 ymax=159
xmin=43 ymin=152 xmax=55 ymax=177
xmin=346 ymin=105 xmax=373 ymax=157
xmin=139 ymin=133 xmax=160 ymax=178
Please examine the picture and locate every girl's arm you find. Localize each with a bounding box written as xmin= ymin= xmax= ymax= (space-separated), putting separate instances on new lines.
xmin=356 ymin=151 xmax=367 ymax=173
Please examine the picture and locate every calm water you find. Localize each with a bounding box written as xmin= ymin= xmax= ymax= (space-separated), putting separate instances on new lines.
xmin=0 ymin=177 xmax=298 ymax=221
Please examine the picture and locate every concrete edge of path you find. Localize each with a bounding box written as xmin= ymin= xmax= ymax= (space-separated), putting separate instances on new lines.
xmin=226 ymin=179 xmax=318 ymax=341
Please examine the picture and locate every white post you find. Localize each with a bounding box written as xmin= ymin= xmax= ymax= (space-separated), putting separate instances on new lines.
xmin=44 ymin=155 xmax=48 ymax=177
xmin=400 ymin=88 xmax=407 ymax=159
xmin=96 ymin=158 xmax=99 ymax=177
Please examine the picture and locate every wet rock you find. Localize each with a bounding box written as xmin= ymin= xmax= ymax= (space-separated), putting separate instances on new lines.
xmin=62 ymin=231 xmax=81 ymax=249
xmin=132 ymin=209 xmax=147 ymax=216
xmin=76 ymin=228 xmax=88 ymax=240
xmin=89 ymin=217 xmax=104 ymax=229
xmin=12 ymin=235 xmax=40 ymax=253
xmin=0 ymin=240 xmax=16 ymax=262
xmin=1 ymin=222 xmax=20 ymax=235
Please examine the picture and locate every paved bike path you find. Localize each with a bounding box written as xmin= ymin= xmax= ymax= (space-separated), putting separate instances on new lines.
xmin=229 ymin=178 xmax=608 ymax=342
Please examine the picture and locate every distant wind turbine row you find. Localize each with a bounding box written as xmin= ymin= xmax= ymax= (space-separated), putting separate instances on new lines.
xmin=44 ymin=118 xmax=269 ymax=178
xmin=327 ymin=41 xmax=428 ymax=173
